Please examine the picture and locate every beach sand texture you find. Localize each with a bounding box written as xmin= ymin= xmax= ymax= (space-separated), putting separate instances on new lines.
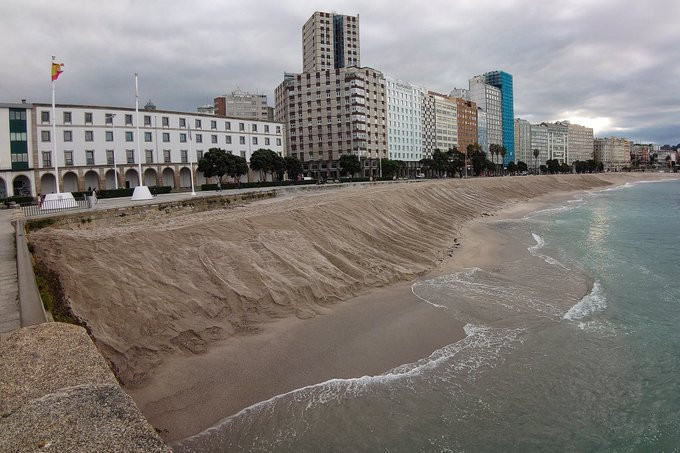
xmin=29 ymin=174 xmax=647 ymax=389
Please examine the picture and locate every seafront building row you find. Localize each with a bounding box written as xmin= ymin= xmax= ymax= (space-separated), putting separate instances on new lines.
xmin=1 ymin=10 xmax=666 ymax=197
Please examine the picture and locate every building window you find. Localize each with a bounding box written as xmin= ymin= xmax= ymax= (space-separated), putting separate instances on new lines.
xmin=276 ymin=126 xmax=281 ymax=134
xmin=64 ymin=130 xmax=73 ymax=142
xmin=145 ymin=150 xmax=153 ymax=163
xmin=41 ymin=130 xmax=50 ymax=142
xmin=195 ymin=119 xmax=202 ymax=129
xmin=239 ymin=136 xmax=246 ymax=145
xmin=264 ymin=125 xmax=270 ymax=133
xmin=240 ymin=150 xmax=246 ymax=159
xmin=41 ymin=111 xmax=50 ymax=123
xmin=42 ymin=151 xmax=52 ymax=167
xmin=239 ymin=122 xmax=245 ymax=131
xmin=144 ymin=131 xmax=152 ymax=142
xmin=211 ymin=134 xmax=218 ymax=144
xmin=226 ymin=135 xmax=232 ymax=144
xmin=265 ymin=138 xmax=270 ymax=146
xmin=163 ymin=150 xmax=171 ymax=163
xmin=179 ymin=118 xmax=186 ymax=128
xmin=126 ymin=149 xmax=135 ymax=163
xmin=144 ymin=115 xmax=151 ymax=126
xmin=9 ymin=110 xmax=26 ymax=120
xmin=196 ymin=134 xmax=202 ymax=143
xmin=252 ymin=137 xmax=258 ymax=145
xmin=125 ymin=131 xmax=133 ymax=142
xmin=106 ymin=150 xmax=114 ymax=165
xmin=105 ymin=131 xmax=113 ymax=141
xmin=196 ymin=150 xmax=203 ymax=162
xmin=85 ymin=130 xmax=94 ymax=142
xmin=85 ymin=112 xmax=93 ymax=124
xmin=252 ymin=124 xmax=258 ymax=132
xmin=105 ymin=113 xmax=114 ymax=125
xmin=180 ymin=150 xmax=188 ymax=163
xmin=64 ymin=151 xmax=73 ymax=166
xmin=180 ymin=133 xmax=187 ymax=143
xmin=125 ymin=114 xmax=133 ymax=125
xmin=86 ymin=150 xmax=95 ymax=165
xmin=211 ymin=120 xmax=217 ymax=130
xmin=225 ymin=121 xmax=231 ymax=130
xmin=63 ymin=112 xmax=72 ymax=123
xmin=162 ymin=116 xmax=169 ymax=127
xmin=276 ymin=138 xmax=282 ymax=146
xmin=162 ymin=132 xmax=170 ymax=142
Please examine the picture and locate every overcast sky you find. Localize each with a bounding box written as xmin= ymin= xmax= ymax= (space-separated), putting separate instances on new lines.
xmin=2 ymin=0 xmax=678 ymax=144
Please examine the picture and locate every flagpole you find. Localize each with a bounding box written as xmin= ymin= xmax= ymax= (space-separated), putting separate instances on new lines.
xmin=51 ymin=56 xmax=60 ymax=194
xmin=135 ymin=73 xmax=142 ymax=186
xmin=188 ymin=125 xmax=196 ymax=196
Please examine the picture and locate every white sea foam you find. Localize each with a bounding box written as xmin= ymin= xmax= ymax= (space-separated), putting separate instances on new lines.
xmin=174 ymin=323 xmax=524 ymax=451
xmin=527 ymin=233 xmax=569 ymax=269
xmin=563 ymin=280 xmax=607 ymax=321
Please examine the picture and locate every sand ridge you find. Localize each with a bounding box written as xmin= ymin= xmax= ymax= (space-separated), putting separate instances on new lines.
xmin=29 ymin=174 xmax=669 ymax=386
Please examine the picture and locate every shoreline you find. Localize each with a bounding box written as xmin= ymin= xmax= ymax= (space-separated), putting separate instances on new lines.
xmin=28 ymin=173 xmax=678 ymax=443
xmin=133 ymin=177 xmax=646 ymax=443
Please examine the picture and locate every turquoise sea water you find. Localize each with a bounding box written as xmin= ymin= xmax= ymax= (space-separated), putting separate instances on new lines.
xmin=175 ymin=179 xmax=680 ymax=452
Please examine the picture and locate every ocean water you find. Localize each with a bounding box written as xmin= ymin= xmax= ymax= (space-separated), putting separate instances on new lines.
xmin=174 ymin=179 xmax=680 ymax=453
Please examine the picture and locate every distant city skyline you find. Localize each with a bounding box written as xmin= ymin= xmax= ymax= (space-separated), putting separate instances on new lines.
xmin=1 ymin=0 xmax=678 ymax=144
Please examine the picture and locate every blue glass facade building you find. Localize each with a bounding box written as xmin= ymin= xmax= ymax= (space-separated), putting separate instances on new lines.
xmin=483 ymin=71 xmax=514 ymax=165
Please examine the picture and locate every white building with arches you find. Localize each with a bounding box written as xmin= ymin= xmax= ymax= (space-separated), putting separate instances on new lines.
xmin=1 ymin=101 xmax=285 ymax=198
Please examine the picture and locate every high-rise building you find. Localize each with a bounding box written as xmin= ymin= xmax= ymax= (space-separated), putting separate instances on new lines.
xmin=276 ymin=12 xmax=387 ymax=179
xmin=482 ymin=71 xmax=514 ymax=165
xmin=449 ymin=88 xmax=470 ymax=101
xmin=430 ymin=92 xmax=458 ymax=151
xmin=544 ymin=121 xmax=569 ymax=163
xmin=530 ymin=123 xmax=549 ymax=167
xmin=594 ymin=137 xmax=631 ymax=170
xmin=385 ymin=76 xmax=426 ymax=168
xmin=514 ymin=118 xmax=531 ymax=164
xmin=454 ymin=97 xmax=478 ymax=152
xmin=564 ymin=121 xmax=594 ymax=163
xmin=469 ymin=76 xmax=501 ymax=152
xmin=476 ymin=108 xmax=488 ymax=153
xmin=302 ymin=12 xmax=360 ymax=72
xmin=214 ymin=90 xmax=273 ymax=121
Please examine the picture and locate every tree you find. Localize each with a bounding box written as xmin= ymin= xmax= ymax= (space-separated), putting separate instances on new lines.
xmin=500 ymin=146 xmax=507 ymax=174
xmin=419 ymin=158 xmax=434 ymax=177
xmin=517 ymin=161 xmax=528 ymax=173
xmin=533 ymin=148 xmax=540 ymax=174
xmin=471 ymin=150 xmax=488 ymax=176
xmin=249 ymin=148 xmax=283 ymax=181
xmin=284 ymin=155 xmax=303 ymax=181
xmin=559 ymin=162 xmax=572 ymax=174
xmin=546 ymin=159 xmax=560 ymax=174
xmin=432 ymin=148 xmax=449 ymax=177
xmin=339 ymin=154 xmax=361 ymax=177
xmin=465 ymin=143 xmax=481 ymax=178
xmin=507 ymin=161 xmax=518 ymax=174
xmin=227 ymin=154 xmax=248 ymax=187
xmin=197 ymin=148 xmax=231 ymax=185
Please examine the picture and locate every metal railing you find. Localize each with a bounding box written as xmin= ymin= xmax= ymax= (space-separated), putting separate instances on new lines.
xmin=20 ymin=197 xmax=90 ymax=217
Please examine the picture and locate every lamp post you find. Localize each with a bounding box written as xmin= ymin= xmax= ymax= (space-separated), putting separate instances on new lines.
xmin=108 ymin=113 xmax=118 ymax=189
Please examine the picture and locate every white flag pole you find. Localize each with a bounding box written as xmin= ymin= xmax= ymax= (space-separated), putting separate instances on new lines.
xmin=130 ymin=73 xmax=152 ymax=200
xmin=188 ymin=125 xmax=196 ymax=196
xmin=135 ymin=73 xmax=142 ymax=185
xmin=51 ymin=56 xmax=60 ymax=194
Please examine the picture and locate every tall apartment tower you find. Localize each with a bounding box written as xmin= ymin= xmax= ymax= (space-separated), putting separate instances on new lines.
xmin=214 ymin=90 xmax=273 ymax=120
xmin=483 ymin=71 xmax=514 ymax=165
xmin=302 ymin=11 xmax=360 ymax=72
xmin=469 ymin=76 xmax=501 ymax=152
xmin=514 ymin=118 xmax=531 ymax=164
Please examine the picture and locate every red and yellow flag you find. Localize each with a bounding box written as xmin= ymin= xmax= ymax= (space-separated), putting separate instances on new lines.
xmin=51 ymin=62 xmax=64 ymax=81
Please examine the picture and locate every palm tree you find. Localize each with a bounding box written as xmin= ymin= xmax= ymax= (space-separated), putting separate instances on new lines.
xmin=533 ymin=148 xmax=540 ymax=174
xmin=500 ymin=147 xmax=507 ymax=175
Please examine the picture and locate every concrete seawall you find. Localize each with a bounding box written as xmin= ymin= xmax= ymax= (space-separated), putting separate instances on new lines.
xmin=0 ymin=323 xmax=170 ymax=452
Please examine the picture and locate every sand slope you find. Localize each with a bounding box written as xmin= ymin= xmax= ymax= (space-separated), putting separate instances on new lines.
xmin=30 ymin=174 xmax=651 ymax=385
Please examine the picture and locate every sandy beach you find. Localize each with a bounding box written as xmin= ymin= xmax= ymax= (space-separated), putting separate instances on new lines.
xmin=28 ymin=173 xmax=676 ymax=442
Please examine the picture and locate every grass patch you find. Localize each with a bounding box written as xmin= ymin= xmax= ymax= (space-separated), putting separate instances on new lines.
xmin=33 ymin=259 xmax=83 ymax=325
xmin=26 ymin=217 xmax=56 ymax=232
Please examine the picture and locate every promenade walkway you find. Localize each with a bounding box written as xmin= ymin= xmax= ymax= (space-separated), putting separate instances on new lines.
xmin=0 ymin=209 xmax=20 ymax=338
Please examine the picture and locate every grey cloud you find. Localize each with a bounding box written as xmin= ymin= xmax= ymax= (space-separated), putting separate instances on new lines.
xmin=1 ymin=0 xmax=678 ymax=144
